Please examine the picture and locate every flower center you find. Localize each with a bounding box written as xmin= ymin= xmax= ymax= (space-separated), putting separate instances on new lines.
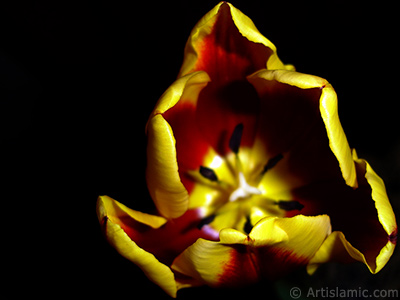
xmin=194 ymin=123 xmax=304 ymax=234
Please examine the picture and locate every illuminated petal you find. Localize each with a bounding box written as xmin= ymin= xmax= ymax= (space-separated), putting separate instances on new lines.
xmin=269 ymin=215 xmax=331 ymax=259
xmin=172 ymin=215 xmax=330 ymax=288
xmin=148 ymin=71 xmax=210 ymax=115
xmin=96 ymin=196 xmax=177 ymax=298
xmin=319 ymin=80 xmax=357 ymax=188
xmin=146 ymin=114 xmax=189 ymax=219
xmin=221 ymin=216 xmax=288 ymax=246
xmin=355 ymin=153 xmax=397 ymax=241
xmin=97 ymin=195 xmax=167 ymax=228
xmin=146 ymin=72 xmax=210 ymax=218
xmin=307 ymin=157 xmax=397 ymax=274
xmin=227 ymin=3 xmax=292 ymax=71
xmin=178 ymin=2 xmax=289 ymax=80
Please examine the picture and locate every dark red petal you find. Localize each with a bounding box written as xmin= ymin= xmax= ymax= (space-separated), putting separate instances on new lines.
xmin=290 ymin=177 xmax=388 ymax=268
xmin=163 ymin=103 xmax=211 ymax=192
xmin=196 ymin=80 xmax=260 ymax=155
xmin=280 ymin=115 xmax=345 ymax=188
xmin=216 ymin=245 xmax=258 ymax=287
xmin=256 ymin=246 xmax=309 ymax=279
xmin=252 ymin=78 xmax=346 ymax=190
xmin=193 ymin=3 xmax=272 ymax=84
xmin=252 ymin=78 xmax=323 ymax=157
xmin=217 ymin=244 xmax=308 ymax=287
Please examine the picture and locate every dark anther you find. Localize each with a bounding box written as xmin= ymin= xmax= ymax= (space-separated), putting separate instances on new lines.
xmin=199 ymin=166 xmax=219 ymax=182
xmin=244 ymin=215 xmax=253 ymax=234
xmin=262 ymin=153 xmax=283 ymax=174
xmin=197 ymin=214 xmax=215 ymax=229
xmin=277 ymin=200 xmax=304 ymax=211
xmin=229 ymin=123 xmax=244 ymax=154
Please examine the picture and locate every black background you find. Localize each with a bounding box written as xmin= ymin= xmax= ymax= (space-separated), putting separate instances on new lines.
xmin=2 ymin=1 xmax=399 ymax=299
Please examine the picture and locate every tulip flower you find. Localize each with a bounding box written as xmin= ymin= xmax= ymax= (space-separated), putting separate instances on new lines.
xmin=97 ymin=2 xmax=397 ymax=298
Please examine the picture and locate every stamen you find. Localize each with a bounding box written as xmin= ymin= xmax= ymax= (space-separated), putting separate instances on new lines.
xmin=199 ymin=166 xmax=219 ymax=182
xmin=277 ymin=200 xmax=304 ymax=211
xmin=197 ymin=214 xmax=216 ymax=229
xmin=244 ymin=215 xmax=253 ymax=234
xmin=229 ymin=123 xmax=244 ymax=154
xmin=262 ymin=154 xmax=284 ymax=174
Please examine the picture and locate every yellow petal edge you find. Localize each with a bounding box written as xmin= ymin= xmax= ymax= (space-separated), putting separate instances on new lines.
xmin=96 ymin=195 xmax=178 ymax=298
xmin=307 ymin=154 xmax=397 ymax=274
xmin=146 ymin=71 xmax=210 ymax=218
xmin=178 ymin=2 xmax=292 ymax=78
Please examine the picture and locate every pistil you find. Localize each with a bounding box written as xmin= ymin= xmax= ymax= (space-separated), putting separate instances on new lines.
xmin=229 ymin=172 xmax=261 ymax=202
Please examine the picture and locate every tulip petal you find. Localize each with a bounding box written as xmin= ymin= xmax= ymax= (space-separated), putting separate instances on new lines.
xmin=96 ymin=196 xmax=177 ymax=298
xmin=319 ymin=82 xmax=358 ymax=188
xmin=148 ymin=71 xmax=210 ymax=116
xmin=195 ymin=78 xmax=260 ymax=155
xmin=227 ymin=3 xmax=290 ymax=71
xmin=172 ymin=215 xmax=331 ymax=288
xmin=97 ymin=195 xmax=167 ymax=228
xmin=247 ymin=70 xmax=395 ymax=274
xmin=307 ymin=231 xmax=370 ymax=275
xmin=179 ymin=2 xmax=288 ymax=81
xmin=355 ymin=154 xmax=397 ymax=241
xmin=98 ymin=195 xmax=219 ymax=260
xmin=146 ymin=72 xmax=211 ymax=218
xmin=293 ymin=157 xmax=396 ymax=274
xmin=268 ymin=215 xmax=331 ymax=266
xmin=173 ymin=238 xmax=240 ymax=289
xmin=146 ymin=114 xmax=189 ymax=219
xmin=307 ymin=227 xmax=396 ymax=275
xmin=248 ymin=69 xmax=357 ymax=191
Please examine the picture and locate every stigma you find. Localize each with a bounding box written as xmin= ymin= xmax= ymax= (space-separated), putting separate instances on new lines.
xmin=229 ymin=172 xmax=261 ymax=202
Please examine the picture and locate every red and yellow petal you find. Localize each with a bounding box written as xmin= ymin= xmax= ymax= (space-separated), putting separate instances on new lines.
xmin=247 ymin=69 xmax=357 ymax=190
xmin=97 ymin=195 xmax=167 ymax=229
xmin=319 ymin=81 xmax=357 ymax=188
xmin=146 ymin=114 xmax=189 ymax=219
xmin=355 ymin=152 xmax=397 ymax=240
xmin=178 ymin=2 xmax=289 ymax=81
xmin=174 ymin=2 xmax=288 ymax=156
xmin=171 ymin=215 xmax=331 ymax=289
xmin=307 ymin=155 xmax=397 ymax=274
xmin=97 ymin=195 xmax=219 ymax=262
xmin=96 ymin=196 xmax=177 ymax=297
xmin=247 ymin=69 xmax=396 ymax=273
xmin=146 ymin=71 xmax=211 ymax=218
